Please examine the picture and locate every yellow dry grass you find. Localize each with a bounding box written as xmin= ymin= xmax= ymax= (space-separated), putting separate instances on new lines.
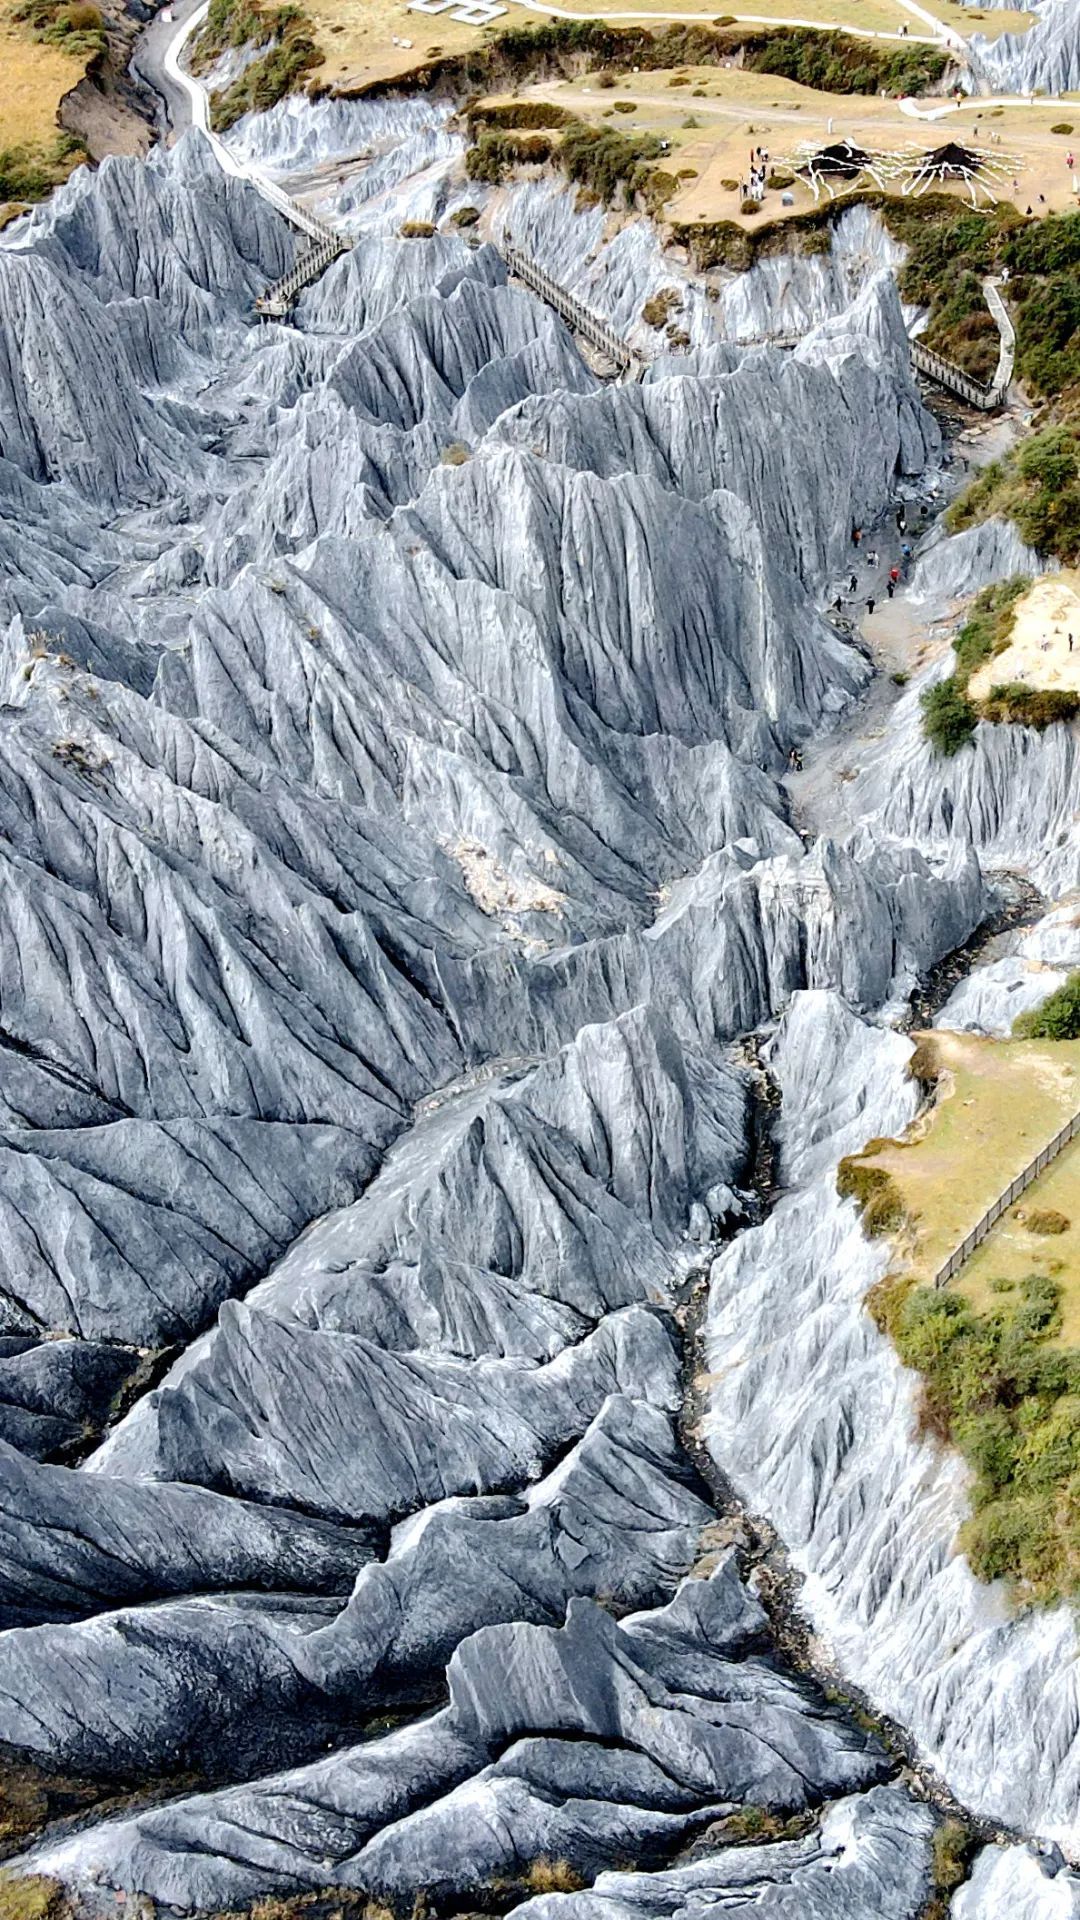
xmin=853 ymin=1029 xmax=1080 ymax=1341
xmin=520 ymin=67 xmax=1080 ymax=228
xmin=968 ymin=571 xmax=1080 ymax=702
xmin=493 ymin=0 xmax=1034 ymax=37
xmin=0 ymin=10 xmax=87 ymax=153
xmin=304 ymin=0 xmax=485 ymax=91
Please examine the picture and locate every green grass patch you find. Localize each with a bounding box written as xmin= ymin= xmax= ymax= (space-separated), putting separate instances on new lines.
xmin=0 ymin=1877 xmax=70 ymax=1920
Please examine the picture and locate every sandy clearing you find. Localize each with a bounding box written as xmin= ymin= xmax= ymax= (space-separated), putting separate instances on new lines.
xmin=968 ymin=571 xmax=1080 ymax=701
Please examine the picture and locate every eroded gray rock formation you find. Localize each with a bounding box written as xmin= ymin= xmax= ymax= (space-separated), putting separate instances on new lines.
xmin=0 ymin=114 xmax=997 ymax=1917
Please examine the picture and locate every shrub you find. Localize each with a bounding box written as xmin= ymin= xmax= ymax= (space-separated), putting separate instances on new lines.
xmin=952 ymin=575 xmax=1028 ymax=678
xmin=450 ymin=204 xmax=480 ymax=226
xmin=767 ymin=168 xmax=794 ymax=188
xmin=613 ymin=99 xmax=636 ymax=112
xmin=1014 ymin=971 xmax=1080 ymax=1040
xmin=1025 ymin=1209 xmax=1070 ymax=1235
xmin=882 ymin=1274 xmax=1080 ymax=1602
xmin=741 ymin=197 xmax=760 ymax=216
xmin=1051 ymin=121 xmax=1074 ymax=134
xmin=559 ymin=121 xmax=664 ymax=205
xmin=466 ymin=99 xmax=573 ymax=131
xmin=641 ymin=286 xmax=682 ymax=328
xmin=465 ymin=128 xmax=555 ymax=181
xmin=979 ymin=683 xmax=1080 ymax=729
xmin=60 ymin=1 xmax=101 ymax=27
xmin=524 ymin=1861 xmax=584 ymax=1895
xmin=836 ymin=1158 xmax=905 ymax=1234
xmin=595 ymin=69 xmax=616 ymax=86
xmin=921 ymin=677 xmax=976 ymax=755
xmin=929 ymin=1819 xmax=977 ymax=1914
xmin=441 ymin=442 xmax=472 ymax=465
xmin=0 ymin=1877 xmax=69 ymax=1920
xmin=399 ymin=219 xmax=436 ymax=237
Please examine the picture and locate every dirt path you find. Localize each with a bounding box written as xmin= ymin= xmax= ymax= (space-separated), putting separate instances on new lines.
xmin=784 ymin=542 xmax=953 ymax=838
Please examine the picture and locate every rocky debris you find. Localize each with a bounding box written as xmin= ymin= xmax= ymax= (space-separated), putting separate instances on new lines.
xmin=0 ymin=1336 xmax=135 ymax=1458
xmin=26 ymin=1557 xmax=889 ymax=1909
xmin=507 ymin=1785 xmax=936 ymax=1920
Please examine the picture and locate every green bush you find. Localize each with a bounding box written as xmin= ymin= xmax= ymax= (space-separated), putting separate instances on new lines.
xmin=1014 ymin=971 xmax=1080 ymax=1040
xmin=0 ymin=134 xmax=85 ymax=205
xmin=559 ymin=120 xmax=663 ymax=205
xmin=921 ymin=677 xmax=977 ymax=755
xmin=979 ymin=682 xmax=1080 ymax=729
xmin=399 ymin=219 xmax=436 ymax=237
xmin=948 ymin=421 xmax=1080 ymax=564
xmin=449 ymin=204 xmax=480 ymax=227
xmin=464 ymin=128 xmax=556 ymax=182
xmin=884 ymin=1274 xmax=1080 ymax=1602
xmin=466 ymin=99 xmax=573 ymax=131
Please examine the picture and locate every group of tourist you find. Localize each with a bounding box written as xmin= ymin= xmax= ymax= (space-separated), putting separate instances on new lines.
xmin=741 ymin=144 xmax=771 ymax=203
xmin=829 ymin=509 xmax=917 ymax=621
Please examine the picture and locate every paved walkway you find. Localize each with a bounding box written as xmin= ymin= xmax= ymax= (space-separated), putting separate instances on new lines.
xmin=514 ymin=0 xmax=943 ymax=45
xmin=156 ymin=1 xmax=345 ymax=245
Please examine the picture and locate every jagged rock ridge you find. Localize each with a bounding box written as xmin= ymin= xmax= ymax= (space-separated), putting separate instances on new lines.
xmin=0 ymin=123 xmax=982 ymax=1915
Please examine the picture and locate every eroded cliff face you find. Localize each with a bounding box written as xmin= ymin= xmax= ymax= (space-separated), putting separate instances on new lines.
xmin=0 ymin=101 xmax=1048 ymax=1918
xmin=970 ymin=0 xmax=1080 ymax=96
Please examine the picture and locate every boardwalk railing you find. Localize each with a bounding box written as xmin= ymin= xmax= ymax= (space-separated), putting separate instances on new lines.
xmin=934 ymin=1107 xmax=1080 ymax=1287
xmin=498 ymin=239 xmax=646 ymax=378
xmin=255 ymin=233 xmax=348 ymax=318
xmin=910 ymin=340 xmax=1001 ymax=413
xmin=497 ymin=238 xmax=1011 ymax=410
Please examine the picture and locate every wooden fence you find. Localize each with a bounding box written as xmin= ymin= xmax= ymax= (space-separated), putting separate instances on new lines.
xmin=934 ymin=1107 xmax=1080 ymax=1287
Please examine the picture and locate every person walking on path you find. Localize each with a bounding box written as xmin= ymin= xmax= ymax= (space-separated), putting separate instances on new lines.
xmin=889 ymin=564 xmax=900 ymax=588
xmin=886 ymin=579 xmax=895 ymax=599
xmin=866 ymin=596 xmax=875 ymax=616
xmin=849 ymin=573 xmax=858 ymax=593
xmin=852 ymin=525 xmax=862 ymax=547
